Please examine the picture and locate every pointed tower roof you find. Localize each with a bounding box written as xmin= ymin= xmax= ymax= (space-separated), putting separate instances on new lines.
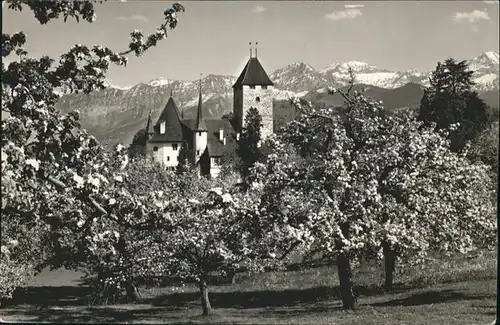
xmin=194 ymin=76 xmax=208 ymax=131
xmin=233 ymin=57 xmax=274 ymax=88
xmin=146 ymin=108 xmax=154 ymax=135
xmin=233 ymin=44 xmax=274 ymax=88
xmin=149 ymin=95 xmax=184 ymax=142
xmin=169 ymin=88 xmax=182 ymax=117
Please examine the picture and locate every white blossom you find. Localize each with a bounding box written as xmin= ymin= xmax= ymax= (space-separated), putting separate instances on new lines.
xmin=73 ymin=173 xmax=84 ymax=188
xmin=25 ymin=159 xmax=40 ymax=171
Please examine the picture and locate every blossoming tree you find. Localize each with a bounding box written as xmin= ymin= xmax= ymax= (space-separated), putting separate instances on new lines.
xmin=252 ymin=70 xmax=496 ymax=309
xmin=1 ymin=0 xmax=185 ymax=302
xmin=138 ymin=169 xmax=287 ymax=316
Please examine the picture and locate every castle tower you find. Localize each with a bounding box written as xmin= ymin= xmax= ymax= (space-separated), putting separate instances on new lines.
xmin=193 ymin=76 xmax=208 ymax=164
xmin=232 ymin=42 xmax=274 ymax=139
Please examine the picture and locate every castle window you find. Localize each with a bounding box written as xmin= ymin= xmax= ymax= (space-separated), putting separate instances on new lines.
xmin=172 ymin=143 xmax=178 ymax=150
xmin=197 ymin=150 xmax=200 ymax=155
xmin=153 ymin=147 xmax=158 ymax=152
xmin=250 ymin=85 xmax=256 ymax=89
xmin=167 ymin=156 xmax=170 ymax=161
xmin=255 ymin=96 xmax=261 ymax=103
xmin=198 ymin=132 xmax=202 ymax=136
xmin=160 ymin=121 xmax=166 ymax=134
xmin=262 ymin=85 xmax=268 ymax=90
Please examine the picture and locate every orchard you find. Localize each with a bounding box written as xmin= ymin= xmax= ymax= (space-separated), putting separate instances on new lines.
xmin=1 ymin=0 xmax=496 ymax=321
xmin=251 ymin=70 xmax=496 ymax=309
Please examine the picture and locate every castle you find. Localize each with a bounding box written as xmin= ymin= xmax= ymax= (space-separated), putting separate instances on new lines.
xmin=144 ymin=46 xmax=278 ymax=178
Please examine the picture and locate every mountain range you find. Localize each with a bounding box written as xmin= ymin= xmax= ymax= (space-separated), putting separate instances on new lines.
xmin=55 ymin=51 xmax=499 ymax=147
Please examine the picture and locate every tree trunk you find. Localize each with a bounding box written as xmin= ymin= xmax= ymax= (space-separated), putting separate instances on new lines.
xmin=227 ymin=268 xmax=236 ymax=284
xmin=336 ymin=252 xmax=358 ymax=310
xmin=125 ymin=280 xmax=142 ymax=302
xmin=198 ymin=279 xmax=214 ymax=316
xmin=383 ymin=242 xmax=396 ymax=292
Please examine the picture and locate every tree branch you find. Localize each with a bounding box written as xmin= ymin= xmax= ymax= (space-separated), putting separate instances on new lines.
xmin=279 ymin=241 xmax=302 ymax=260
xmin=42 ymin=168 xmax=110 ymax=217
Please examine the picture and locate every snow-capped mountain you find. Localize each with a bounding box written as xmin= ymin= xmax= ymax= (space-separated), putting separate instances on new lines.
xmin=270 ymin=62 xmax=330 ymax=92
xmin=312 ymin=52 xmax=499 ymax=91
xmin=56 ymin=51 xmax=499 ymax=147
xmin=468 ymin=51 xmax=499 ymax=70
xmin=317 ymin=61 xmax=430 ymax=89
xmin=467 ymin=51 xmax=499 ymax=91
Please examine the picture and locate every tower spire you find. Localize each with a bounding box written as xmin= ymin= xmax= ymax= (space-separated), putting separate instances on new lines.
xmin=255 ymin=41 xmax=258 ymax=58
xmin=194 ymin=73 xmax=207 ymax=131
xmin=249 ymin=42 xmax=252 ymax=58
xmin=146 ymin=107 xmax=154 ymax=135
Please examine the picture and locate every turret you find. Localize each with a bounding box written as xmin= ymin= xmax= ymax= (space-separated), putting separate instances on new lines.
xmin=145 ymin=108 xmax=154 ymax=139
xmin=193 ymin=75 xmax=208 ymax=163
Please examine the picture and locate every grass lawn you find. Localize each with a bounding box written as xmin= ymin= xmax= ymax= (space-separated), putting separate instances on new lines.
xmin=0 ymin=251 xmax=497 ymax=324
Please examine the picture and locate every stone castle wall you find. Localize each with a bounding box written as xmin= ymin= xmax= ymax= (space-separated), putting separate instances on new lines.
xmin=242 ymin=85 xmax=274 ymax=139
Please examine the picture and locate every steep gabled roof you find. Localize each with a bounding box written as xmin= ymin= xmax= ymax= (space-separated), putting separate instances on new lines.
xmin=149 ymin=96 xmax=184 ymax=143
xmin=233 ymin=57 xmax=274 ymax=88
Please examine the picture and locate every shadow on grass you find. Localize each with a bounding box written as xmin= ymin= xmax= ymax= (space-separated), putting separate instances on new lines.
xmin=4 ymin=283 xmax=409 ymax=310
xmin=149 ymin=287 xmax=333 ymax=309
xmin=371 ymin=289 xmax=494 ymax=307
xmin=5 ymin=283 xmax=492 ymax=309
xmin=7 ymin=286 xmax=92 ymax=307
xmin=148 ymin=284 xmax=409 ymax=309
xmin=2 ymin=284 xmax=495 ymax=323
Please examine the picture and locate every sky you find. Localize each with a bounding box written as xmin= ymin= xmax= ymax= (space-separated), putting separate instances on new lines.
xmin=2 ymin=1 xmax=499 ymax=87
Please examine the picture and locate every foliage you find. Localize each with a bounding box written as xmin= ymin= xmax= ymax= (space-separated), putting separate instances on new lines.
xmin=418 ymin=58 xmax=490 ymax=152
xmin=128 ymin=128 xmax=148 ymax=158
xmin=68 ymin=166 xmax=281 ymax=314
xmin=252 ymin=70 xmax=496 ymax=308
xmin=123 ymin=157 xmax=173 ymax=196
xmin=176 ymin=142 xmax=193 ymax=175
xmin=236 ymin=107 xmax=263 ymax=187
xmin=468 ymin=120 xmax=499 ymax=175
xmin=141 ymin=170 xmax=284 ymax=315
xmin=0 ymin=244 xmax=34 ymax=304
xmin=1 ymin=0 xmax=185 ymax=302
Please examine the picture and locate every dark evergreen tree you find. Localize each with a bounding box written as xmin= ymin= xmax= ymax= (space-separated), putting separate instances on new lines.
xmin=176 ymin=142 xmax=193 ymax=175
xmin=236 ymin=107 xmax=263 ymax=187
xmin=418 ymin=58 xmax=490 ymax=151
xmin=128 ymin=128 xmax=148 ymax=158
